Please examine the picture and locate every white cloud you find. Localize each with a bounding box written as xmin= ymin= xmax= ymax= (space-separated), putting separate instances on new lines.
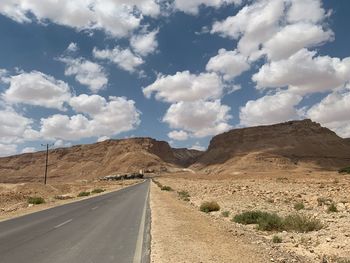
xmin=190 ymin=142 xmax=206 ymax=151
xmin=239 ymin=91 xmax=302 ymax=126
xmin=0 ymin=143 xmax=17 ymax=157
xmin=0 ymin=107 xmax=37 ymax=144
xmin=53 ymin=139 xmax=72 ymax=148
xmin=66 ymin=42 xmax=79 ymax=53
xmin=93 ymin=47 xmax=144 ymax=73
xmin=168 ymin=130 xmax=189 ymax=141
xmin=2 ymin=71 xmax=71 ymax=110
xmin=130 ymin=30 xmax=159 ymax=56
xmin=307 ymin=89 xmax=350 ymax=138
xmin=97 ymin=136 xmax=110 ymax=142
xmin=206 ymin=49 xmax=250 ymax=80
xmin=41 ymin=95 xmax=140 ymax=141
xmin=70 ymin=94 xmax=107 ymax=115
xmin=263 ymin=23 xmax=333 ymax=61
xmin=174 ymin=0 xmax=242 ymax=15
xmin=210 ymin=0 xmax=331 ymax=61
xmin=143 ymin=71 xmax=223 ymax=103
xmin=0 ymin=0 xmax=160 ymax=38
xmin=21 ymin=147 xmax=36 ymax=154
xmin=59 ymin=57 xmax=108 ymax=93
xmin=163 ymin=100 xmax=232 ymax=138
xmin=253 ymin=49 xmax=350 ymax=95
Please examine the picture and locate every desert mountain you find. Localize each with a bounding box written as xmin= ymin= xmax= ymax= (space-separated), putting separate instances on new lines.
xmin=0 ymin=138 xmax=201 ymax=183
xmin=191 ymin=119 xmax=350 ymax=174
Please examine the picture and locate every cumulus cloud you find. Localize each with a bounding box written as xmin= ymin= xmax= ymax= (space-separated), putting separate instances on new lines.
xmin=21 ymin=147 xmax=36 ymax=154
xmin=143 ymin=71 xmax=223 ymax=103
xmin=174 ymin=0 xmax=242 ymax=14
xmin=130 ymin=30 xmax=159 ymax=56
xmin=93 ymin=47 xmax=144 ymax=73
xmin=0 ymin=0 xmax=160 ymax=38
xmin=41 ymin=95 xmax=140 ymax=141
xmin=163 ymin=100 xmax=232 ymax=138
xmin=0 ymin=107 xmax=38 ymax=144
xmin=239 ymin=91 xmax=302 ymax=126
xmin=206 ymin=49 xmax=250 ymax=80
xmin=253 ymin=49 xmax=350 ymax=95
xmin=0 ymin=143 xmax=17 ymax=157
xmin=190 ymin=142 xmax=206 ymax=151
xmin=307 ymin=89 xmax=350 ymax=138
xmin=168 ymin=130 xmax=189 ymax=141
xmin=2 ymin=71 xmax=71 ymax=110
xmin=97 ymin=136 xmax=110 ymax=142
xmin=211 ymin=0 xmax=331 ymax=61
xmin=66 ymin=42 xmax=79 ymax=53
xmin=59 ymin=57 xmax=108 ymax=93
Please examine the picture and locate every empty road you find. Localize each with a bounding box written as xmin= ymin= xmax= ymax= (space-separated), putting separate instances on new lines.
xmin=0 ymin=180 xmax=150 ymax=263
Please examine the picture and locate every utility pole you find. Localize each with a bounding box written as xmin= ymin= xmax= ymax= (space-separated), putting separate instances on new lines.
xmin=41 ymin=144 xmax=53 ymax=185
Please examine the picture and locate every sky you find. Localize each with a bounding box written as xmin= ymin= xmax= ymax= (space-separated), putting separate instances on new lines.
xmin=0 ymin=0 xmax=349 ymax=156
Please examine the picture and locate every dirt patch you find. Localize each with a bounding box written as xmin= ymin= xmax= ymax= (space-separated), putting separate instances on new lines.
xmin=150 ymin=182 xmax=304 ymax=262
xmin=154 ymin=172 xmax=350 ymax=262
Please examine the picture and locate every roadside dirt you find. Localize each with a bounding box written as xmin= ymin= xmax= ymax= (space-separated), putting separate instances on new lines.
xmin=150 ymin=181 xmax=305 ymax=263
xmin=0 ymin=179 xmax=140 ymax=221
xmin=154 ymin=172 xmax=350 ymax=262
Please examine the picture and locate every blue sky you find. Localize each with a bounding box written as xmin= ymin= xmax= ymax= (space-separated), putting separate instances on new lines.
xmin=0 ymin=0 xmax=349 ymax=156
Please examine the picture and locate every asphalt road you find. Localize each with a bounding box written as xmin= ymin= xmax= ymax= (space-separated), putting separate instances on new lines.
xmin=0 ymin=180 xmax=151 ymax=263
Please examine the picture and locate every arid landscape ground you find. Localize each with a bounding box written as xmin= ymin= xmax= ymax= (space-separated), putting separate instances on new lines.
xmin=0 ymin=120 xmax=349 ymax=262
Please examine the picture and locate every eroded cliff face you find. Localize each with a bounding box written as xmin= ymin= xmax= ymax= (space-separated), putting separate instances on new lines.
xmin=192 ymin=120 xmax=350 ymax=173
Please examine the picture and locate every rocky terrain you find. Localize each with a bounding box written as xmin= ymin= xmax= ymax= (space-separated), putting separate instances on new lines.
xmin=155 ymin=171 xmax=350 ymax=262
xmin=192 ymin=120 xmax=350 ymax=174
xmin=0 ymin=137 xmax=202 ymax=183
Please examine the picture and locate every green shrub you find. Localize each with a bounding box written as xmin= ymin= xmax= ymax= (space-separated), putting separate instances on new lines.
xmin=91 ymin=188 xmax=105 ymax=194
xmin=256 ymin=213 xmax=284 ymax=231
xmin=338 ymin=167 xmax=350 ymax=174
xmin=283 ymin=214 xmax=323 ymax=233
xmin=152 ymin=179 xmax=163 ymax=188
xmin=161 ymin=185 xmax=173 ymax=191
xmin=233 ymin=210 xmax=270 ymax=224
xmin=200 ymin=201 xmax=220 ymax=213
xmin=221 ymin=211 xmax=230 ymax=217
xmin=178 ymin=190 xmax=190 ymax=201
xmin=327 ymin=203 xmax=338 ymax=213
xmin=28 ymin=197 xmax=45 ymax=204
xmin=294 ymin=202 xmax=305 ymax=211
xmin=77 ymin=191 xmax=90 ymax=197
xmin=272 ymin=235 xmax=282 ymax=243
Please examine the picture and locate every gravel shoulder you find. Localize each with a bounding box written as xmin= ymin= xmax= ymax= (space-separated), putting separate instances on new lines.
xmin=150 ymin=181 xmax=280 ymax=263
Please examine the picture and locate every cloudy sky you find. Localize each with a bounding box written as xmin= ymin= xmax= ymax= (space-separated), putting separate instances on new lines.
xmin=0 ymin=0 xmax=349 ymax=156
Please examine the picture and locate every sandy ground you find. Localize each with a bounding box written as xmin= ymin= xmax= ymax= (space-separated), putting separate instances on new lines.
xmin=153 ymin=171 xmax=350 ymax=263
xmin=0 ymin=179 xmax=141 ymax=221
xmin=150 ymin=181 xmax=306 ymax=263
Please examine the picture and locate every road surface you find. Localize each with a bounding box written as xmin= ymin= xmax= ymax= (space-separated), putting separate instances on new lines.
xmin=0 ymin=180 xmax=150 ymax=263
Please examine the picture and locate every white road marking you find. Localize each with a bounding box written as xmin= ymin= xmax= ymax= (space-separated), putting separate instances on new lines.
xmin=91 ymin=206 xmax=98 ymax=210
xmin=133 ymin=183 xmax=150 ymax=263
xmin=54 ymin=219 xmax=72 ymax=229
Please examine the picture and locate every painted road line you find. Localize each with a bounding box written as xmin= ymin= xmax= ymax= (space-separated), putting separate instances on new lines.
xmin=54 ymin=219 xmax=72 ymax=229
xmin=133 ymin=182 xmax=150 ymax=263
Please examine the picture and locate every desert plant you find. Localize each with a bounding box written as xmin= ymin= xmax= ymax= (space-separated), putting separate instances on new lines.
xmin=221 ymin=211 xmax=230 ymax=217
xmin=327 ymin=203 xmax=338 ymax=213
xmin=200 ymin=201 xmax=220 ymax=213
xmin=77 ymin=191 xmax=90 ymax=197
xmin=256 ymin=213 xmax=284 ymax=231
xmin=161 ymin=185 xmax=173 ymax=191
xmin=338 ymin=167 xmax=350 ymax=174
xmin=233 ymin=211 xmax=271 ymax=224
xmin=294 ymin=202 xmax=305 ymax=211
xmin=28 ymin=197 xmax=45 ymax=204
xmin=272 ymin=235 xmax=282 ymax=243
xmin=178 ymin=190 xmax=190 ymax=201
xmin=91 ymin=188 xmax=105 ymax=194
xmin=283 ymin=214 xmax=323 ymax=233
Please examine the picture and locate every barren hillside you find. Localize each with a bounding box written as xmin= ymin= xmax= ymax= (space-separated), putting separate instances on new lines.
xmin=192 ymin=119 xmax=350 ymax=174
xmin=0 ymin=138 xmax=199 ymax=183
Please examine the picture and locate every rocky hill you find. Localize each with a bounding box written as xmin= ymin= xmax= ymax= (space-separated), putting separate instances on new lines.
xmin=0 ymin=138 xmax=200 ymax=183
xmin=191 ymin=119 xmax=350 ymax=173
